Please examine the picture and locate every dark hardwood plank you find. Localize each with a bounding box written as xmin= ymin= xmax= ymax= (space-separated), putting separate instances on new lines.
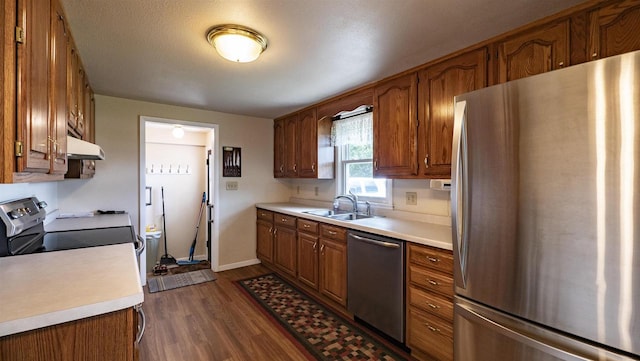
xmin=139 ymin=264 xmax=310 ymax=361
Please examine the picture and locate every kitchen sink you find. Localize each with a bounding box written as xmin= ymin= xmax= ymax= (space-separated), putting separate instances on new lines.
xmin=302 ymin=209 xmax=376 ymax=221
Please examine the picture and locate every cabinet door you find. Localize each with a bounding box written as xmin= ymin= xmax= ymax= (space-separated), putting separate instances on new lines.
xmin=373 ymin=73 xmax=418 ymax=177
xmin=297 ymin=232 xmax=319 ymax=289
xmin=588 ymin=0 xmax=640 ymax=60
xmin=84 ymin=82 xmax=93 ymax=141
xmin=256 ymin=219 xmax=274 ymax=263
xmin=49 ymin=0 xmax=68 ymax=175
xmin=297 ymin=108 xmax=318 ymax=178
xmin=274 ymin=226 xmax=297 ymax=277
xmin=418 ymin=48 xmax=487 ymax=177
xmin=273 ymin=118 xmax=285 ymax=177
xmin=67 ymin=42 xmax=79 ymax=131
xmin=319 ymin=238 xmax=347 ymax=306
xmin=16 ymin=0 xmax=51 ymax=173
xmin=496 ymin=20 xmax=569 ymax=83
xmin=283 ymin=115 xmax=298 ymax=177
xmin=75 ymin=63 xmax=85 ymax=136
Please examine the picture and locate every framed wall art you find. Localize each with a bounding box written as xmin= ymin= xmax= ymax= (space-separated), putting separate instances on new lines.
xmin=222 ymin=146 xmax=241 ymax=177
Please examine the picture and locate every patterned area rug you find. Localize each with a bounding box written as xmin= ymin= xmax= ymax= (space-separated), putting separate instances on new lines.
xmin=148 ymin=269 xmax=217 ymax=293
xmin=237 ymin=273 xmax=409 ymax=361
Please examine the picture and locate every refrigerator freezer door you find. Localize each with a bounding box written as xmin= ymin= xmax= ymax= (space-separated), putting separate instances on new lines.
xmin=452 ymin=50 xmax=640 ymax=356
xmin=455 ymin=297 xmax=635 ymax=361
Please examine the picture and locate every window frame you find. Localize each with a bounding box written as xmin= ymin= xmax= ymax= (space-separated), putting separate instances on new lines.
xmin=336 ymin=144 xmax=392 ymax=205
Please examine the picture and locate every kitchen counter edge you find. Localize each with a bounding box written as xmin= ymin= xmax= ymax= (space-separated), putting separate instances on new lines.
xmin=0 ymin=243 xmax=143 ymax=337
xmin=256 ymin=203 xmax=452 ymax=250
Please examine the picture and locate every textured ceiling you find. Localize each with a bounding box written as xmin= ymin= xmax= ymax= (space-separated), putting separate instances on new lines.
xmin=60 ymin=0 xmax=586 ymax=119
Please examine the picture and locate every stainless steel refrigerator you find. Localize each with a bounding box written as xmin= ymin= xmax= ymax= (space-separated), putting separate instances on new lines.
xmin=451 ymin=50 xmax=639 ymax=360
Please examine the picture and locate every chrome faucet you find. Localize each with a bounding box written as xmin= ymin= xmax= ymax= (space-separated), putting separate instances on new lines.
xmin=334 ymin=192 xmax=358 ymax=213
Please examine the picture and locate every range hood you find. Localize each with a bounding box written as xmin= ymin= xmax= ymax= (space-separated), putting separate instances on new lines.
xmin=66 ymin=136 xmax=105 ymax=160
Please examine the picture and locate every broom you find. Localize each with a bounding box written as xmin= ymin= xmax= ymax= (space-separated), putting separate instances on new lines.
xmin=177 ymin=192 xmax=207 ymax=265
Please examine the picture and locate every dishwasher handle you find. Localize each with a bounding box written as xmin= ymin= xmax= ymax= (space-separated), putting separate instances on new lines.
xmin=349 ymin=234 xmax=400 ymax=249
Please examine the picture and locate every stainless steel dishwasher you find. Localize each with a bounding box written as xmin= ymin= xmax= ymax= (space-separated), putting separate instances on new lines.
xmin=347 ymin=230 xmax=405 ymax=343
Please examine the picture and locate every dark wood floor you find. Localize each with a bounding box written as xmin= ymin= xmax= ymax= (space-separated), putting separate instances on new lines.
xmin=139 ymin=264 xmax=309 ymax=361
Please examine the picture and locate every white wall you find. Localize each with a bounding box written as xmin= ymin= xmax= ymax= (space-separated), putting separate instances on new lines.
xmin=57 ymin=95 xmax=290 ymax=269
xmin=282 ymin=178 xmax=451 ymax=225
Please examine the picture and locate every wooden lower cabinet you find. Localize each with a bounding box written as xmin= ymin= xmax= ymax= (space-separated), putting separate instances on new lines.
xmin=256 ymin=210 xmax=274 ymax=264
xmin=318 ymin=224 xmax=348 ymax=307
xmin=0 ymin=308 xmax=137 ymax=361
xmin=406 ymin=243 xmax=454 ymax=361
xmin=297 ymin=219 xmax=319 ymax=289
xmin=273 ymin=213 xmax=297 ymax=277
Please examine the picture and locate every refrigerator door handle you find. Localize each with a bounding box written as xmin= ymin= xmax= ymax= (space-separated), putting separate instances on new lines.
xmin=456 ymin=299 xmax=610 ymax=361
xmin=451 ymin=100 xmax=469 ymax=289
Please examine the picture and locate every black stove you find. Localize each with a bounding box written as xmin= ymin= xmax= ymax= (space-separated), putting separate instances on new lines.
xmin=0 ymin=197 xmax=140 ymax=257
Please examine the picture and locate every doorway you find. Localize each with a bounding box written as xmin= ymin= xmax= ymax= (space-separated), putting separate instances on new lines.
xmin=139 ymin=116 xmax=219 ymax=285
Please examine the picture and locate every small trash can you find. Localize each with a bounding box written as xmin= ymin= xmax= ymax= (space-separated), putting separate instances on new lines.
xmin=145 ymin=230 xmax=162 ymax=273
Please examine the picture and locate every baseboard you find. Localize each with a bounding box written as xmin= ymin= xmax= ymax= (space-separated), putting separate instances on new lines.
xmin=216 ymin=258 xmax=261 ymax=272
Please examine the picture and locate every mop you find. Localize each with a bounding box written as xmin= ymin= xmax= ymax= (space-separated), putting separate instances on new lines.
xmin=159 ymin=186 xmax=177 ymax=265
xmin=177 ymin=192 xmax=207 ymax=265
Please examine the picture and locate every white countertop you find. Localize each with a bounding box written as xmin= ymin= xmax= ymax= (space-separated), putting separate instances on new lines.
xmin=255 ymin=203 xmax=452 ymax=250
xmin=0 ymin=243 xmax=143 ymax=337
xmin=45 ymin=213 xmax=132 ymax=232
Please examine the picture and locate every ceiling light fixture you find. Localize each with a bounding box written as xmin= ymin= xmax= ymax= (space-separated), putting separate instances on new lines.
xmin=206 ymin=24 xmax=268 ymax=63
xmin=172 ymin=125 xmax=184 ymax=139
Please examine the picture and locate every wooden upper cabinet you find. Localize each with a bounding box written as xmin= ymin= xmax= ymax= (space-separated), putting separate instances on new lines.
xmin=273 ymin=118 xmax=285 ymax=177
xmin=297 ymin=108 xmax=318 ymax=178
xmin=496 ymin=20 xmax=570 ymax=83
xmin=418 ymin=48 xmax=487 ymax=178
xmin=588 ymin=0 xmax=640 ymax=60
xmin=49 ymin=0 xmax=68 ymax=175
xmin=67 ymin=42 xmax=79 ymax=131
xmin=16 ymin=0 xmax=52 ymax=174
xmin=283 ymin=114 xmax=299 ymax=177
xmin=274 ymin=107 xmax=334 ymax=179
xmin=373 ymin=73 xmax=418 ymax=177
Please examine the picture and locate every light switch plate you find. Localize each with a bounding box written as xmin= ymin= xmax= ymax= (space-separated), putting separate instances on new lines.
xmin=226 ymin=181 xmax=238 ymax=191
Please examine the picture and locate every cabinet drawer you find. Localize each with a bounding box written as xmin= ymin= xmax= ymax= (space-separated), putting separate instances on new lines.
xmin=408 ymin=307 xmax=453 ymax=361
xmin=274 ymin=213 xmax=296 ymax=228
xmin=408 ymin=285 xmax=453 ymax=322
xmin=297 ymin=218 xmax=319 ymax=234
xmin=408 ymin=243 xmax=453 ymax=275
xmin=319 ymin=224 xmax=347 ymax=242
xmin=257 ymin=209 xmax=273 ymax=222
xmin=409 ymin=265 xmax=453 ymax=298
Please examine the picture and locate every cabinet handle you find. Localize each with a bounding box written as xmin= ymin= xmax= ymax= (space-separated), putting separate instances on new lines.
xmin=320 ymin=244 xmax=325 ymax=254
xmin=558 ymin=61 xmax=564 ymax=67
xmin=268 ymin=227 xmax=273 ymax=233
xmin=374 ymin=160 xmax=378 ymax=170
xmin=281 ymin=218 xmax=287 ymax=222
xmin=424 ymin=155 xmax=429 ymax=168
xmin=303 ymin=224 xmax=310 ymax=228
xmin=427 ymin=302 xmax=440 ymax=309
xmin=312 ymin=162 xmax=316 ymax=172
xmin=273 ymin=228 xmax=277 ymax=237
xmin=313 ymin=241 xmax=317 ymax=250
xmin=135 ymin=304 xmax=146 ymax=344
xmin=592 ymin=52 xmax=598 ymax=58
xmin=293 ymin=164 xmax=297 ymax=172
xmin=427 ymin=256 xmax=439 ymax=263
xmin=426 ymin=324 xmax=440 ymax=333
xmin=279 ymin=164 xmax=284 ymax=173
xmin=327 ymin=230 xmax=337 ymax=235
xmin=427 ymin=279 xmax=438 ymax=286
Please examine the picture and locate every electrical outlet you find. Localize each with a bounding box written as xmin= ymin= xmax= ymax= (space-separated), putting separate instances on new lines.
xmin=226 ymin=181 xmax=238 ymax=191
xmin=314 ymin=186 xmax=319 ymax=196
xmin=406 ymin=192 xmax=418 ymax=205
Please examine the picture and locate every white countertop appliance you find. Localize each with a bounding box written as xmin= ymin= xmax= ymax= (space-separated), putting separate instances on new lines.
xmin=451 ymin=50 xmax=639 ymax=360
xmin=0 ymin=197 xmax=143 ymax=258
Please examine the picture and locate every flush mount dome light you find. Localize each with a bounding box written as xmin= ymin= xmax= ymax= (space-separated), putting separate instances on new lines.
xmin=172 ymin=125 xmax=184 ymax=138
xmin=206 ymin=24 xmax=268 ymax=63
